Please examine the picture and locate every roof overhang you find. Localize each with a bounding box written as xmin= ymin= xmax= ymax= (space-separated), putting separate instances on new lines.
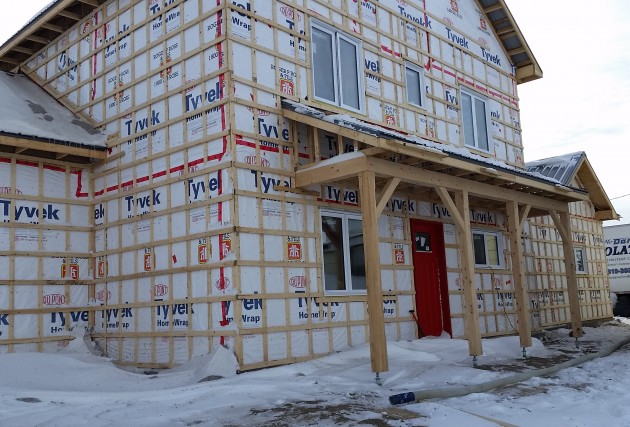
xmin=526 ymin=152 xmax=620 ymax=221
xmin=0 ymin=131 xmax=107 ymax=164
xmin=0 ymin=0 xmax=107 ymax=72
xmin=3 ymin=1 xmax=541 ymax=83
xmin=479 ymin=0 xmax=543 ymax=84
xmin=574 ymin=156 xmax=619 ymax=221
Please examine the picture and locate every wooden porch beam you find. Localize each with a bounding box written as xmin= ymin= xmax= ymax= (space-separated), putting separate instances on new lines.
xmin=519 ymin=204 xmax=531 ymax=231
xmin=375 ymin=177 xmax=400 ymax=217
xmin=295 ymin=152 xmax=368 ymax=187
xmin=506 ymin=200 xmax=532 ymax=348
xmin=366 ymin=157 xmax=573 ymax=212
xmin=434 ymin=186 xmax=466 ymax=230
xmin=549 ymin=210 xmax=583 ymax=339
xmin=454 ymin=190 xmax=483 ymax=356
xmin=359 ymin=170 xmax=388 ymax=373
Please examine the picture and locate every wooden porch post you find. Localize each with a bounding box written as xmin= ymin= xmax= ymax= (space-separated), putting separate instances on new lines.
xmin=359 ymin=170 xmax=388 ymax=373
xmin=436 ymin=188 xmax=482 ymax=356
xmin=506 ymin=201 xmax=532 ymax=348
xmin=549 ymin=210 xmax=584 ymax=338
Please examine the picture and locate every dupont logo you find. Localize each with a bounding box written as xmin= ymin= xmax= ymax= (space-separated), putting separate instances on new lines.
xmin=154 ymin=284 xmax=169 ymax=297
xmin=185 ymin=84 xmax=198 ymax=95
xmin=443 ymin=17 xmax=454 ymax=27
xmin=215 ymin=277 xmax=231 ymax=291
xmin=478 ymin=37 xmax=489 ymax=47
xmin=244 ymin=155 xmax=270 ymax=167
xmin=480 ymin=16 xmax=488 ymax=31
xmin=280 ymin=5 xmax=302 ymax=21
xmin=96 ymin=290 xmax=111 ymax=302
xmin=0 ymin=187 xmax=22 ymax=195
xmin=289 ymin=276 xmax=307 ymax=289
xmin=397 ymin=0 xmax=406 ymax=6
xmin=43 ymin=294 xmax=66 ymax=306
xmin=246 ymin=93 xmax=271 ymax=116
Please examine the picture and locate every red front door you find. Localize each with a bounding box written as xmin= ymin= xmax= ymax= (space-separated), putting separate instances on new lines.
xmin=410 ymin=219 xmax=451 ymax=337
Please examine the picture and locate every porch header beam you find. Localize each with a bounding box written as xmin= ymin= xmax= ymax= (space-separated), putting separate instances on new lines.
xmin=365 ymin=157 xmax=572 ymax=213
xmin=295 ymin=153 xmax=574 ymax=213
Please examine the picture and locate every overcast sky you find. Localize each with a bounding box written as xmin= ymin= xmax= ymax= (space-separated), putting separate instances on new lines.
xmin=1 ymin=0 xmax=628 ymax=224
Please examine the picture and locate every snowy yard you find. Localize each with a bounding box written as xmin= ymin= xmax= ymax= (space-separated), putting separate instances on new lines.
xmin=3 ymin=320 xmax=630 ymax=426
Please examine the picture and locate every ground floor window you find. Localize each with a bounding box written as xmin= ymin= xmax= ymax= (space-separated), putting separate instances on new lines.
xmin=574 ymin=247 xmax=587 ymax=274
xmin=472 ymin=229 xmax=503 ymax=269
xmin=320 ymin=211 xmax=366 ymax=293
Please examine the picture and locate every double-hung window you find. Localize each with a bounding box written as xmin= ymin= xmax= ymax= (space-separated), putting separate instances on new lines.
xmin=461 ymin=89 xmax=491 ymax=151
xmin=405 ymin=62 xmax=425 ymax=108
xmin=320 ymin=211 xmax=366 ymax=293
xmin=472 ymin=230 xmax=503 ymax=269
xmin=311 ymin=21 xmax=364 ymax=112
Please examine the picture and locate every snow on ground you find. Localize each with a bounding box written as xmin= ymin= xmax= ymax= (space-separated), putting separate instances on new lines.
xmin=2 ymin=320 xmax=630 ymax=426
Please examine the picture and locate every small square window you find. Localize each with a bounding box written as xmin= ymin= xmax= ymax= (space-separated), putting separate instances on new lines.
xmin=414 ymin=232 xmax=431 ymax=252
xmin=472 ymin=230 xmax=503 ymax=268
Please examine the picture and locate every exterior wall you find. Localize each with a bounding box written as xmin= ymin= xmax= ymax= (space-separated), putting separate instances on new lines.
xmin=0 ymin=0 xmax=610 ymax=369
xmin=0 ymin=157 xmax=92 ymax=352
xmin=525 ymin=196 xmax=612 ymax=330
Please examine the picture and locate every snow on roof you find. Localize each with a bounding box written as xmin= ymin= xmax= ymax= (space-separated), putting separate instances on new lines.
xmin=525 ymin=152 xmax=585 ymax=186
xmin=0 ymin=72 xmax=106 ymax=148
xmin=283 ymin=100 xmax=576 ymax=189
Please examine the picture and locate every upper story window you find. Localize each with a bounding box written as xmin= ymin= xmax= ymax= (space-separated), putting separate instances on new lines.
xmin=461 ymin=89 xmax=491 ymax=152
xmin=321 ymin=211 xmax=366 ymax=294
xmin=311 ymin=21 xmax=364 ymax=113
xmin=405 ymin=62 xmax=425 ymax=108
xmin=473 ymin=229 xmax=503 ymax=269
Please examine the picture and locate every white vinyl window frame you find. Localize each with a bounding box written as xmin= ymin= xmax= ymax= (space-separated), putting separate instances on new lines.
xmin=404 ymin=62 xmax=426 ymax=108
xmin=574 ymin=247 xmax=587 ymax=274
xmin=460 ymin=88 xmax=492 ymax=152
xmin=472 ymin=229 xmax=504 ymax=269
xmin=310 ymin=20 xmax=365 ymax=113
xmin=320 ymin=210 xmax=366 ymax=295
